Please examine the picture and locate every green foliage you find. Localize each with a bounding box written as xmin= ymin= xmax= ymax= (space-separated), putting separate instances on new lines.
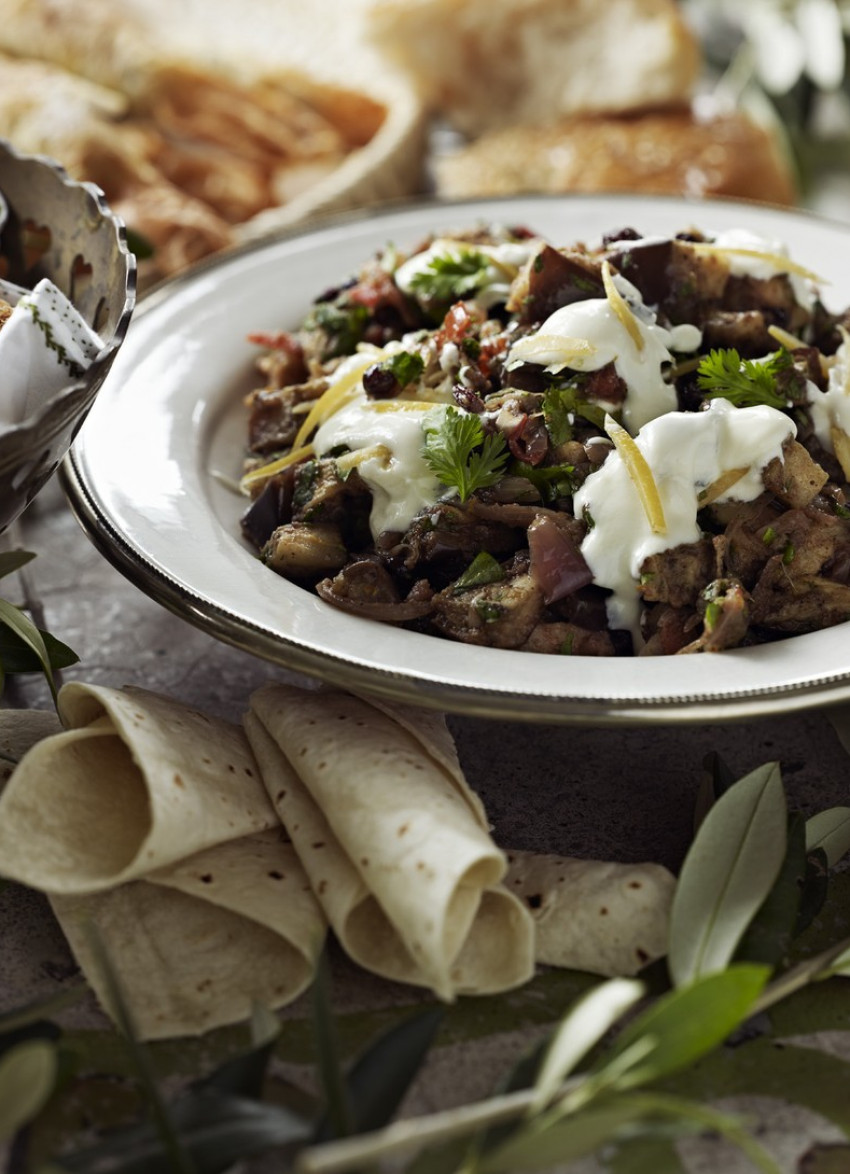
xmin=5 ymin=757 xmax=850 ymax=1174
xmin=696 ymin=347 xmax=793 ymax=410
xmin=451 ymin=552 xmax=506 ymax=593
xmin=422 ymin=408 xmax=509 ymax=502
xmin=541 ymin=382 xmax=607 ymax=444
xmin=0 ymin=550 xmax=78 ymax=704
xmin=409 ymin=248 xmax=492 ymax=305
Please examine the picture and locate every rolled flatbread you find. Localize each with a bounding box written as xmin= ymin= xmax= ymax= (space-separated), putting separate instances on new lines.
xmin=50 ymin=828 xmax=327 ymax=1040
xmin=504 ymin=849 xmax=675 ymax=977
xmin=0 ymin=683 xmax=277 ymax=893
xmin=245 ymin=685 xmax=535 ymax=1000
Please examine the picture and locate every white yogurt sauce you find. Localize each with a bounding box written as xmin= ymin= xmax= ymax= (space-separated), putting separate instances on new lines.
xmin=709 ymin=227 xmax=818 ymax=309
xmin=505 ymin=295 xmax=701 ymax=432
xmin=572 ymin=399 xmax=796 ymax=641
xmin=314 ymin=395 xmax=448 ymax=538
xmin=394 ymin=238 xmax=537 ymax=310
xmin=808 ymin=334 xmax=850 ymax=451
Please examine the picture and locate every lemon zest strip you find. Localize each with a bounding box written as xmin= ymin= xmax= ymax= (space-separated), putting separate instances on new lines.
xmin=239 ymin=442 xmax=315 ymax=494
xmin=601 ymin=259 xmax=644 ymax=352
xmin=293 ymin=353 xmax=376 ymax=450
xmin=697 ymin=467 xmax=749 ymax=507
xmin=831 ymin=424 xmax=850 ymax=481
xmin=687 ymin=242 xmax=824 ymax=284
xmin=604 ymin=413 xmax=666 ymax=535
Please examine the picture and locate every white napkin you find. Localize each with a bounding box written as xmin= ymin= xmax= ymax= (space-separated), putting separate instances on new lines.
xmin=0 ymin=275 xmax=103 ymax=429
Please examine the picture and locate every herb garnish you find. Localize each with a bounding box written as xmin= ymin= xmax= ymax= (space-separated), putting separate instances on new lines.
xmin=384 ymin=350 xmax=425 ymax=388
xmin=452 ymin=552 xmax=506 ymax=593
xmin=422 ymin=408 xmax=509 ymax=502
xmin=511 ymin=460 xmax=578 ymax=503
xmin=542 ymin=382 xmax=607 ymax=445
xmin=409 ymin=248 xmax=492 ymax=305
xmin=306 ymin=303 xmax=370 ymax=360
xmin=696 ymin=347 xmax=793 ymax=410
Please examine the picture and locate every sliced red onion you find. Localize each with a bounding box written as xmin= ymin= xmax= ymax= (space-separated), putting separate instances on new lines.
xmin=528 ymin=514 xmax=593 ymax=604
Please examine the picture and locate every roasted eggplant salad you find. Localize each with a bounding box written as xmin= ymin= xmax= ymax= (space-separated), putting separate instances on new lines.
xmin=238 ymin=221 xmax=850 ymax=656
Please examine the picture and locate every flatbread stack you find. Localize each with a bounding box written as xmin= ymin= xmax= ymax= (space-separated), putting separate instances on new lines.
xmin=0 ymin=681 xmax=675 ymax=1039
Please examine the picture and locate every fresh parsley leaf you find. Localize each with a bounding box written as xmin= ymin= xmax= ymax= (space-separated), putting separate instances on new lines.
xmin=409 ymin=248 xmax=492 ymax=305
xmin=422 ymin=408 xmax=509 ymax=502
xmin=452 ymin=552 xmax=506 ymax=593
xmin=512 ymin=460 xmax=578 ymax=503
xmin=696 ymin=347 xmax=793 ymax=410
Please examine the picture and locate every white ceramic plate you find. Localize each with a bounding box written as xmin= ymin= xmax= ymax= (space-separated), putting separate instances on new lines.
xmin=63 ymin=194 xmax=850 ymax=724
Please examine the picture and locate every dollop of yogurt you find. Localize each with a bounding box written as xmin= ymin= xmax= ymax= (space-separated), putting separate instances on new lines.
xmin=807 ymin=333 xmax=850 ymax=457
xmin=314 ymin=394 xmax=448 ymax=539
xmin=709 ymin=227 xmax=818 ymax=310
xmin=504 ymin=289 xmax=700 ymax=433
xmin=572 ymin=399 xmax=796 ymax=642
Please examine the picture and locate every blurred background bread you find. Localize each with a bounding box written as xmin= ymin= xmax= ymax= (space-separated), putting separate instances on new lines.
xmin=0 ymin=0 xmax=808 ymax=285
xmin=366 ymin=0 xmax=701 ymax=135
xmin=365 ymin=0 xmax=798 ymax=208
xmin=433 ymin=106 xmax=797 ymax=205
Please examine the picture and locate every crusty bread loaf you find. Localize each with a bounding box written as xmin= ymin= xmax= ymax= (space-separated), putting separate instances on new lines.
xmin=434 ymin=106 xmax=798 ymax=206
xmin=365 ymin=0 xmax=701 ymax=136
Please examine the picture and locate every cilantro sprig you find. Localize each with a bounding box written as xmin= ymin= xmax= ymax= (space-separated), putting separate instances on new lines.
xmin=696 ymin=347 xmax=793 ymax=411
xmin=422 ymin=408 xmax=509 ymax=502
xmin=409 ymin=248 xmax=492 ymax=306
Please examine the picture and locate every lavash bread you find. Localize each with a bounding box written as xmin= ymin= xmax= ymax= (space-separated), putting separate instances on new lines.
xmin=51 ymin=830 xmax=326 ymax=1039
xmin=435 ymin=106 xmax=798 ymax=206
xmin=505 ymin=850 xmax=676 ymax=978
xmin=365 ymin=0 xmax=701 ymax=136
xmin=246 ymin=685 xmax=536 ymax=1000
xmin=0 ymin=682 xmax=676 ymax=1037
xmin=0 ymin=683 xmax=278 ymax=893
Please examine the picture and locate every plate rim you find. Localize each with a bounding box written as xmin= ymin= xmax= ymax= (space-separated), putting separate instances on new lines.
xmin=63 ymin=191 xmax=850 ymax=725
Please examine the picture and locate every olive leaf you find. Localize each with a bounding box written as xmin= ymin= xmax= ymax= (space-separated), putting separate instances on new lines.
xmin=0 ymin=599 xmax=60 ymax=701
xmin=0 ymin=626 xmax=78 ymax=675
xmin=733 ymin=815 xmax=807 ymax=968
xmin=528 ymin=978 xmax=645 ymax=1113
xmin=692 ymin=751 xmax=737 ymax=833
xmin=194 ymin=1003 xmax=281 ymax=1100
xmin=313 ymin=1005 xmax=444 ymax=1142
xmin=478 ymin=1090 xmax=781 ymax=1174
xmin=311 ymin=951 xmax=353 ymax=1140
xmin=591 ymin=964 xmax=770 ymax=1092
xmin=56 ymin=1090 xmax=314 ymax=1174
xmin=0 ymin=1039 xmax=58 ymax=1142
xmin=668 ymin=762 xmax=788 ymax=987
xmin=0 ymin=550 xmax=37 ymax=580
xmin=806 ymin=807 xmax=850 ymax=868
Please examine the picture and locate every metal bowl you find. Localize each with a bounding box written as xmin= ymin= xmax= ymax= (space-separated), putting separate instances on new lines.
xmin=0 ymin=138 xmax=136 ymax=532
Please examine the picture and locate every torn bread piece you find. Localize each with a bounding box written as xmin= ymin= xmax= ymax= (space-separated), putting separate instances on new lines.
xmin=434 ymin=107 xmax=797 ymax=207
xmin=365 ymin=0 xmax=700 ymax=135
